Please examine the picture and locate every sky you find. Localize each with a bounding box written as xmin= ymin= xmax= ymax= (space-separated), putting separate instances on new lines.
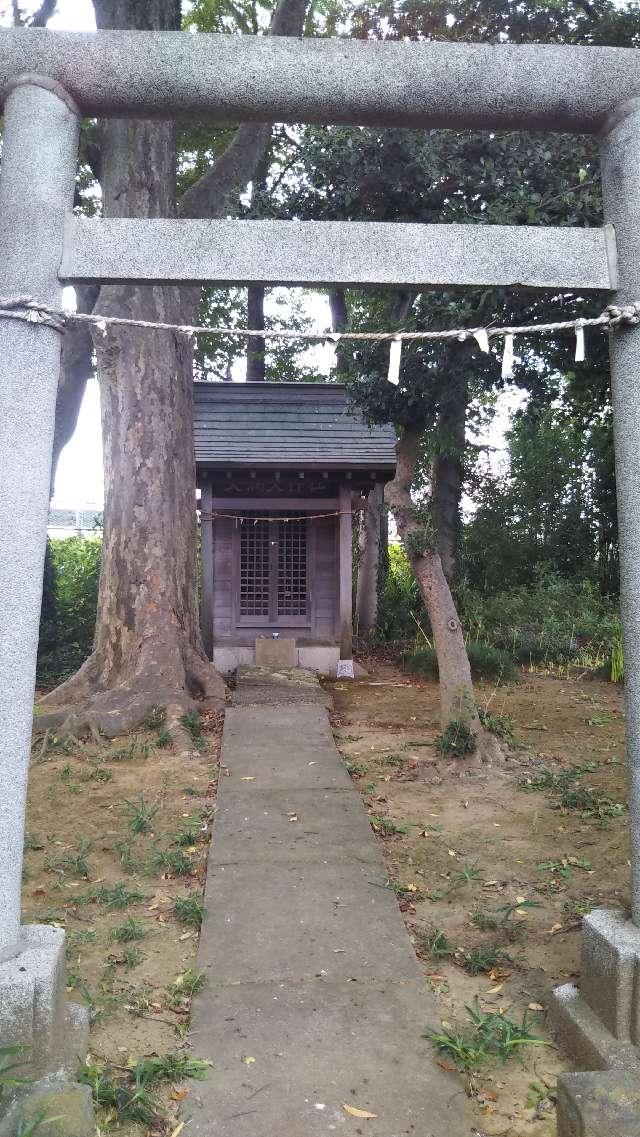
xmin=44 ymin=0 xmax=517 ymax=511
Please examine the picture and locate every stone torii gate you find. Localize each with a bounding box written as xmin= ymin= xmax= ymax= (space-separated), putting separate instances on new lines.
xmin=1 ymin=28 xmax=640 ymax=1133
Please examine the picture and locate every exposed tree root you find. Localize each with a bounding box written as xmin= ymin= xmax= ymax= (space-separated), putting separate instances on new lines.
xmin=36 ymin=641 xmax=226 ymax=755
xmin=474 ymin=726 xmax=505 ymax=766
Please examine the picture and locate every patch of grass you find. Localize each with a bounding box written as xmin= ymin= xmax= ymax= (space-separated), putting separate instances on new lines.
xmin=46 ymin=839 xmax=93 ymax=879
xmin=110 ymin=917 xmax=147 ymax=943
xmin=120 ymin=946 xmax=145 ymax=970
xmin=557 ymin=784 xmax=624 ymax=826
xmin=478 ymin=708 xmax=515 ymax=743
xmin=462 ymin=945 xmax=511 ymax=976
xmin=418 ymin=928 xmax=455 ymax=960
xmin=24 ymin=832 xmax=44 ymax=852
xmin=166 ymin=968 xmax=206 ymax=1009
xmin=78 ymin=1051 xmax=212 ymax=1131
xmin=130 ymin=1053 xmax=212 ymax=1086
xmin=114 ymin=839 xmax=141 ymax=874
xmin=449 ymin=862 xmax=484 ymax=890
xmin=403 ymin=643 xmax=518 ymax=683
xmin=172 ymin=820 xmax=202 ymax=847
xmin=78 ymin=1059 xmax=160 ymax=1126
xmin=150 ymin=846 xmax=194 ymax=877
xmin=344 ymin=760 xmax=368 ymax=777
xmin=67 ymin=929 xmax=97 ymax=948
xmin=89 ymin=881 xmax=145 ymax=910
xmin=562 ymin=896 xmax=597 ymax=920
xmin=173 ymin=894 xmax=205 ymax=928
xmin=181 ymin=710 xmax=205 ymax=749
xmin=15 ymin=1113 xmax=60 ymax=1137
xmin=124 ymin=794 xmax=159 ymax=835
xmin=106 ymin=739 xmax=150 ymax=762
xmin=156 ymin=728 xmax=171 ymax=749
xmin=144 ymin=706 xmax=166 ymax=729
xmin=537 ymin=856 xmax=593 ymax=888
xmin=390 ymin=880 xmax=424 ymax=902
xmin=427 ymin=1001 xmax=548 ymax=1070
xmin=0 ymin=1044 xmax=30 ymax=1101
xmin=124 ymin=984 xmax=155 ymax=1017
xmin=519 ymin=762 xmax=598 ymax=794
xmin=369 ymin=814 xmax=409 ymax=837
xmin=435 ymin=719 xmax=477 ymax=758
xmin=472 ymin=898 xmax=542 ymax=938
xmin=384 ymin=753 xmax=406 ymax=767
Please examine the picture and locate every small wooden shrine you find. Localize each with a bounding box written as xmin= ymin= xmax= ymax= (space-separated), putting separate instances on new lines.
xmin=195 ymin=381 xmax=396 ymax=675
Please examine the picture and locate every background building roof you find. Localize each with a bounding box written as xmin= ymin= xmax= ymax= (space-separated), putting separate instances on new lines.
xmin=193 ymin=382 xmax=396 ymax=473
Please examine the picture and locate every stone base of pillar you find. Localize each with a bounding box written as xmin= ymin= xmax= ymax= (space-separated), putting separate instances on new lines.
xmin=550 ymin=907 xmax=640 ymax=1135
xmin=0 ymin=924 xmax=93 ymax=1135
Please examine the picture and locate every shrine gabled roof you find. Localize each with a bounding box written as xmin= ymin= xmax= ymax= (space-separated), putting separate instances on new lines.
xmin=193 ymin=381 xmax=396 ymax=474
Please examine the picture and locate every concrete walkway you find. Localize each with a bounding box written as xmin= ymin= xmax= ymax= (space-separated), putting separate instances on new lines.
xmin=187 ymin=667 xmax=471 ymax=1137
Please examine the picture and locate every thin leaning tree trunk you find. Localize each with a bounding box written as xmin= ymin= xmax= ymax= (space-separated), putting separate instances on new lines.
xmin=356 ymin=482 xmax=383 ymax=636
xmin=386 ymin=425 xmax=501 ymax=763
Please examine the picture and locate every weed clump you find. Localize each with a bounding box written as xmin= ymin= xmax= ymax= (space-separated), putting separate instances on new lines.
xmin=427 ymin=1001 xmax=548 ymax=1070
xmin=173 ymin=894 xmax=205 ymax=928
xmin=435 ymin=720 xmax=477 ymax=758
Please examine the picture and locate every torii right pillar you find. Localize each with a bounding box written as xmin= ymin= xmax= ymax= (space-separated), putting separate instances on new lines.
xmin=552 ymin=99 xmax=640 ymax=1134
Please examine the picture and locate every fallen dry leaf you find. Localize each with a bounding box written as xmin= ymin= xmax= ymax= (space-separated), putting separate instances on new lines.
xmin=528 ymin=1002 xmax=544 ymax=1011
xmin=342 ymin=1103 xmax=378 ymax=1119
xmin=168 ymin=1124 xmax=185 ymax=1137
xmin=170 ymin=1088 xmax=189 ymax=1101
xmin=240 ymin=776 xmax=256 ymax=782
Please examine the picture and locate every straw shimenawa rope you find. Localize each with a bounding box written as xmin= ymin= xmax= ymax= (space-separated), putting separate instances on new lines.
xmin=1 ymin=294 xmax=639 ymax=346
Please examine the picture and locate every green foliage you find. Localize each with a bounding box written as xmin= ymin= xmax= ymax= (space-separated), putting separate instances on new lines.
xmin=435 ymin=720 xmax=477 ymax=758
xmin=150 ymin=846 xmax=194 ymax=877
xmin=611 ymin=623 xmax=625 ymax=684
xmin=369 ymin=815 xmax=409 ymax=837
xmin=0 ymin=1044 xmax=30 ymax=1100
xmin=88 ymin=882 xmax=145 ymax=910
xmin=418 ymin=928 xmax=455 ymax=960
xmin=36 ymin=536 xmax=101 ymax=686
xmin=478 ymin=708 xmax=515 ymax=742
xmin=125 ymin=795 xmax=159 ymax=836
xmin=166 ymin=969 xmax=207 ymax=1009
xmin=460 ymin=572 xmax=619 ymax=672
xmin=173 ymin=894 xmax=205 ymax=928
xmin=110 ymin=918 xmax=147 ymax=943
xmin=427 ymin=1000 xmax=548 ymax=1071
xmin=462 ymin=945 xmax=511 ymax=976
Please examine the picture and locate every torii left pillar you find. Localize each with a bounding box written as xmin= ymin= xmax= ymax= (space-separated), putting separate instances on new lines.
xmin=0 ymin=76 xmax=93 ymax=1134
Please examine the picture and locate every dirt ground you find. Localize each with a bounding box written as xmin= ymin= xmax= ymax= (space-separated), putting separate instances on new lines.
xmin=22 ymin=708 xmax=222 ymax=1135
xmin=326 ymin=657 xmax=629 ymax=1137
xmin=23 ymin=661 xmax=628 ymax=1136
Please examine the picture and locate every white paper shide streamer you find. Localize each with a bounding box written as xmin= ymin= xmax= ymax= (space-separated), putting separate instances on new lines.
xmin=501 ymin=333 xmax=514 ymax=379
xmin=387 ymin=334 xmax=403 ymax=385
xmin=575 ymin=321 xmax=586 ymax=362
xmin=474 ymin=328 xmax=490 ymax=354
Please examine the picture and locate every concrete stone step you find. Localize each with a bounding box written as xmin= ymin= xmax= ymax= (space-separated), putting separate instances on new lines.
xmin=198 ymin=858 xmax=422 ymax=986
xmin=221 ymin=705 xmax=352 ymax=790
xmin=210 ymin=786 xmax=379 ymax=866
xmin=187 ymin=976 xmax=467 ymax=1137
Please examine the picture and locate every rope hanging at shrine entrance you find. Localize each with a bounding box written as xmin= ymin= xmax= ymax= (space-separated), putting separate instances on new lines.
xmin=1 ymin=294 xmax=639 ymax=386
xmin=199 ymin=510 xmax=355 ymax=523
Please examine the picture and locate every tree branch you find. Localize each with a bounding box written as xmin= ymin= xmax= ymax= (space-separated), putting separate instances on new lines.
xmin=180 ymin=0 xmax=308 ymax=220
xmin=30 ymin=0 xmax=58 ymax=27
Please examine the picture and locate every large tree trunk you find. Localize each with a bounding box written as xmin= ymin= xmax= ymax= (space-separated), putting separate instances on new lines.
xmin=356 ymin=483 xmax=383 ymax=636
xmin=40 ymin=0 xmax=224 ymax=749
xmin=431 ymin=370 xmax=466 ymax=584
xmin=387 ymin=426 xmax=500 ymax=762
xmin=40 ymin=0 xmax=309 ymax=747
